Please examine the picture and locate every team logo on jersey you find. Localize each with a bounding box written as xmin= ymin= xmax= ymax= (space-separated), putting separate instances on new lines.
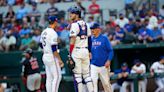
xmin=71 ymin=31 xmax=74 ymax=34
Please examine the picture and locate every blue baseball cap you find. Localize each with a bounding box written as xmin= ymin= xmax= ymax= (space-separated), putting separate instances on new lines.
xmin=90 ymin=22 xmax=100 ymax=29
xmin=48 ymin=16 xmax=58 ymax=23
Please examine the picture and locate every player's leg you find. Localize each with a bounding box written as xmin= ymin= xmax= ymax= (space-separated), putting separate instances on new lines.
xmin=155 ymin=78 xmax=164 ymax=92
xmin=99 ymin=67 xmax=112 ymax=92
xmin=45 ymin=65 xmax=53 ymax=92
xmin=111 ymin=83 xmax=121 ymax=92
xmin=33 ymin=73 xmax=41 ymax=91
xmin=27 ymin=74 xmax=35 ymax=91
xmin=50 ymin=61 xmax=62 ymax=92
xmin=91 ymin=64 xmax=99 ymax=92
xmin=120 ymin=81 xmax=130 ymax=92
xmin=82 ymin=57 xmax=94 ymax=92
xmin=54 ymin=58 xmax=62 ymax=92
xmin=72 ymin=57 xmax=83 ymax=92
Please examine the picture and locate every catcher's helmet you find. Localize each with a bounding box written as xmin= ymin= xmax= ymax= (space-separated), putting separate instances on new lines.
xmin=48 ymin=16 xmax=58 ymax=24
xmin=68 ymin=6 xmax=81 ymax=17
xmin=24 ymin=48 xmax=33 ymax=56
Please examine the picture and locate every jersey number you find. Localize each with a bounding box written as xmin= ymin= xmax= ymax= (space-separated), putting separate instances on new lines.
xmin=42 ymin=32 xmax=47 ymax=47
xmin=30 ymin=60 xmax=39 ymax=70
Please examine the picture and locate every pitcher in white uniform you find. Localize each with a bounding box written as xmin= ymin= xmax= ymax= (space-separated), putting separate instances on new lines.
xmin=40 ymin=16 xmax=64 ymax=92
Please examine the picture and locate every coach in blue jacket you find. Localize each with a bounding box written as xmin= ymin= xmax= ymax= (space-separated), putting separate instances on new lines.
xmin=90 ymin=22 xmax=114 ymax=92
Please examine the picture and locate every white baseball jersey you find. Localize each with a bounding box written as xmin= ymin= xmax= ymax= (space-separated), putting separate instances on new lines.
xmin=150 ymin=61 xmax=164 ymax=73
xmin=131 ymin=64 xmax=146 ymax=74
xmin=40 ymin=27 xmax=61 ymax=92
xmin=40 ymin=28 xmax=58 ymax=54
xmin=70 ymin=20 xmax=94 ymax=92
xmin=70 ymin=20 xmax=91 ymax=48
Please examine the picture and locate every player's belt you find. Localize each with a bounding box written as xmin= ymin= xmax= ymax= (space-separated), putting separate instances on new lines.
xmin=75 ymin=47 xmax=88 ymax=49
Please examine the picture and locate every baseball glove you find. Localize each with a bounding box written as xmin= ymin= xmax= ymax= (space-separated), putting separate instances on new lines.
xmin=67 ymin=55 xmax=75 ymax=70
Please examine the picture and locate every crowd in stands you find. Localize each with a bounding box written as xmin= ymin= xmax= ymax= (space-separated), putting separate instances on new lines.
xmin=0 ymin=0 xmax=164 ymax=52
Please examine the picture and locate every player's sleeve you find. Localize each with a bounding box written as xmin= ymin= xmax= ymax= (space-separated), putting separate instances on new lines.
xmin=104 ymin=36 xmax=114 ymax=61
xmin=142 ymin=64 xmax=146 ymax=73
xmin=70 ymin=23 xmax=78 ymax=37
xmin=150 ymin=62 xmax=156 ymax=70
xmin=50 ymin=32 xmax=58 ymax=45
xmin=50 ymin=31 xmax=58 ymax=52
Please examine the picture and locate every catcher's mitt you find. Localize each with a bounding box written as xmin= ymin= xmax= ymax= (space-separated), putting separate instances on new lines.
xmin=67 ymin=55 xmax=75 ymax=70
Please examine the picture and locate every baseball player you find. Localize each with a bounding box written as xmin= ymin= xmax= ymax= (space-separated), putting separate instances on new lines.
xmin=68 ymin=5 xmax=94 ymax=92
xmin=40 ymin=16 xmax=64 ymax=92
xmin=111 ymin=62 xmax=132 ymax=92
xmin=90 ymin=22 xmax=113 ymax=92
xmin=131 ymin=59 xmax=147 ymax=92
xmin=21 ymin=48 xmax=41 ymax=92
xmin=150 ymin=56 xmax=164 ymax=92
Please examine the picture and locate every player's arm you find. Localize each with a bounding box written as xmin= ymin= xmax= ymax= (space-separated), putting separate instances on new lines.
xmin=51 ymin=33 xmax=64 ymax=67
xmin=105 ymin=37 xmax=114 ymax=68
xmin=52 ymin=48 xmax=64 ymax=67
xmin=69 ymin=23 xmax=78 ymax=55
xmin=150 ymin=63 xmax=155 ymax=76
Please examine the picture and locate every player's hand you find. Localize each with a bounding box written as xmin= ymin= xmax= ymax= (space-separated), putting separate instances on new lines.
xmin=59 ymin=60 xmax=64 ymax=68
xmin=105 ymin=60 xmax=111 ymax=68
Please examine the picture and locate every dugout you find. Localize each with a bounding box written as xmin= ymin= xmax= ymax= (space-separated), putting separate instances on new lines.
xmin=0 ymin=42 xmax=163 ymax=92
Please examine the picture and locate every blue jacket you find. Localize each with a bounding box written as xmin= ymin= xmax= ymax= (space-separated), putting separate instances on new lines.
xmin=91 ymin=34 xmax=113 ymax=67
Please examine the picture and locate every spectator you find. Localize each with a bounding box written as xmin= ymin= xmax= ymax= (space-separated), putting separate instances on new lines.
xmin=150 ymin=56 xmax=164 ymax=92
xmin=0 ymin=0 xmax=6 ymax=6
xmin=7 ymin=0 xmax=15 ymax=5
xmin=27 ymin=2 xmax=41 ymax=22
xmin=5 ymin=5 xmax=16 ymax=23
xmin=124 ymin=0 xmax=136 ymax=17
xmin=76 ymin=1 xmax=86 ymax=19
xmin=133 ymin=18 xmax=142 ymax=34
xmin=112 ymin=62 xmax=132 ymax=92
xmin=159 ymin=5 xmax=164 ymax=18
xmin=111 ymin=25 xmax=125 ymax=46
xmin=0 ymin=29 xmax=7 ymax=52
xmin=87 ymin=15 xmax=95 ymax=27
xmin=123 ymin=18 xmax=136 ymax=43
xmin=19 ymin=33 xmax=32 ymax=50
xmin=88 ymin=0 xmax=100 ymax=22
xmin=147 ymin=10 xmax=158 ymax=30
xmin=115 ymin=13 xmax=129 ymax=28
xmin=131 ymin=59 xmax=147 ymax=92
xmin=137 ymin=25 xmax=150 ymax=43
xmin=5 ymin=30 xmax=17 ymax=52
xmin=16 ymin=0 xmax=24 ymax=5
xmin=1 ymin=21 xmax=12 ymax=34
xmin=12 ymin=20 xmax=22 ymax=38
xmin=30 ymin=28 xmax=41 ymax=50
xmin=29 ymin=17 xmax=38 ymax=29
xmin=45 ymin=3 xmax=58 ymax=18
xmin=138 ymin=3 xmax=148 ymax=19
xmin=19 ymin=23 xmax=31 ymax=37
xmin=16 ymin=3 xmax=29 ymax=23
xmin=150 ymin=2 xmax=158 ymax=16
xmin=103 ymin=21 xmax=115 ymax=41
xmin=147 ymin=26 xmax=162 ymax=42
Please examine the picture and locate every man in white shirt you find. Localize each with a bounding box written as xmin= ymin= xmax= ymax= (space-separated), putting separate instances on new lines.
xmin=131 ymin=59 xmax=147 ymax=92
xmin=150 ymin=56 xmax=164 ymax=92
xmin=115 ymin=14 xmax=129 ymax=28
